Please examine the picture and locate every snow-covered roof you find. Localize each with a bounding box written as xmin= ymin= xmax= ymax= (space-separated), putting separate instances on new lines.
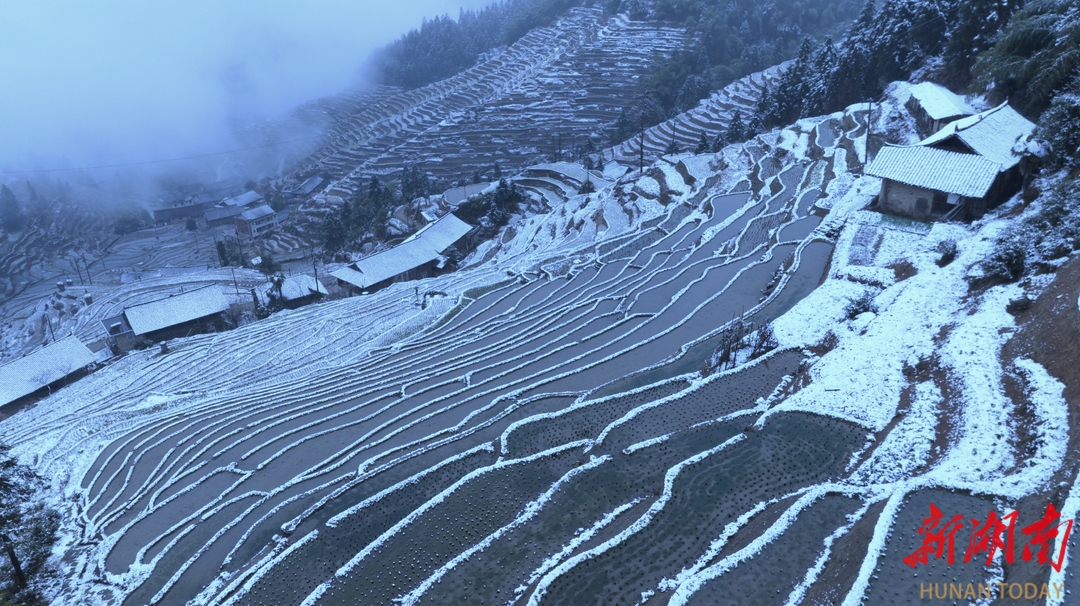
xmin=204 ymin=205 xmax=245 ymax=222
xmin=908 ymin=82 xmax=975 ymax=121
xmin=918 ymin=103 xmax=1036 ymax=170
xmin=402 ymin=213 xmax=473 ymax=253
xmin=239 ymin=204 xmax=276 ymax=222
xmin=123 ymin=286 xmax=230 ymax=336
xmin=263 ymin=274 xmax=328 ymax=301
xmin=0 ymin=336 xmax=95 ymax=407
xmin=223 ymin=190 xmax=263 ymax=207
xmin=866 ymin=145 xmax=1002 ymax=198
xmin=332 ymin=213 xmax=473 ymax=290
xmin=298 ymin=176 xmax=324 ymax=195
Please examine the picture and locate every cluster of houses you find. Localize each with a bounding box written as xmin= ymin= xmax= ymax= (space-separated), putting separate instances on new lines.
xmin=152 ymin=175 xmax=325 ymax=241
xmin=0 ymin=276 xmax=328 ymax=412
xmin=867 ymin=83 xmax=1037 ymax=222
xmin=0 ymin=209 xmax=476 ymax=413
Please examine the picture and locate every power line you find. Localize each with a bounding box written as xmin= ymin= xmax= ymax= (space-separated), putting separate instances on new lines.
xmin=0 ymin=134 xmax=325 ymax=175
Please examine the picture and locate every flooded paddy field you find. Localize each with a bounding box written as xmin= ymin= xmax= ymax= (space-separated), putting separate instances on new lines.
xmin=5 ymin=90 xmax=1067 ymax=606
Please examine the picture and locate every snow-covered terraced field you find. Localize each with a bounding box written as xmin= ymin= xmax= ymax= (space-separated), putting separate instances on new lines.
xmin=290 ymin=8 xmax=692 ymax=195
xmin=4 ymin=88 xmax=1074 ymax=606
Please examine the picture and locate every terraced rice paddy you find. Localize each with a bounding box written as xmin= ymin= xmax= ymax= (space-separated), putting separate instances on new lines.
xmin=9 ymin=87 xmax=1072 ymax=606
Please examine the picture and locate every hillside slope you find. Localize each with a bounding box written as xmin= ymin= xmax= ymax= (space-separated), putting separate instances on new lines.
xmin=3 ymin=78 xmax=1076 ymax=605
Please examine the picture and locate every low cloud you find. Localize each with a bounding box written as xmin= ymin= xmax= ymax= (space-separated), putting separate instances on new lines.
xmin=0 ymin=0 xmax=491 ymax=177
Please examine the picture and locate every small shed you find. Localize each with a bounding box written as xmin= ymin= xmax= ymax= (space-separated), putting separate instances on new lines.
xmin=122 ymin=286 xmax=230 ymax=342
xmin=236 ymin=204 xmax=279 ymax=240
xmin=101 ymin=313 xmax=136 ymax=352
xmin=906 ymin=82 xmax=975 ymax=136
xmin=0 ymin=336 xmax=96 ymax=409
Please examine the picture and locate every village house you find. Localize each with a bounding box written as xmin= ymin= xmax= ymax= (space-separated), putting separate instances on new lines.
xmin=204 ymin=205 xmax=246 ymax=228
xmin=106 ymin=286 xmax=231 ymax=349
xmin=203 ymin=190 xmax=264 ymax=227
xmin=905 ymin=82 xmax=976 ymax=136
xmin=236 ymin=204 xmax=279 ymax=241
xmin=284 ymin=175 xmax=325 ymax=199
xmin=0 ymin=336 xmax=97 ymax=410
xmin=332 ymin=213 xmax=476 ymax=294
xmin=866 ymin=102 xmax=1036 ymax=222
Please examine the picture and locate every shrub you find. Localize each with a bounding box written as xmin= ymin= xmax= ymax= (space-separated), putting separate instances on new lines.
xmin=981 ymin=238 xmax=1026 ymax=283
xmin=845 ymin=291 xmax=878 ymax=319
xmin=935 ymin=239 xmax=957 ymax=266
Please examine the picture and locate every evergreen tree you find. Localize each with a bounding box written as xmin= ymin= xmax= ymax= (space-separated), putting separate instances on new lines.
xmin=942 ymin=0 xmax=1022 ymax=87
xmin=835 ymin=1 xmax=877 ymax=106
xmin=751 ymin=84 xmax=777 ymax=131
xmin=726 ymin=110 xmax=748 ymax=145
xmin=711 ymin=131 xmax=728 ymax=153
xmin=774 ymin=38 xmax=816 ymax=125
xmin=806 ymin=38 xmax=839 ymax=117
xmin=400 ymin=164 xmax=430 ymax=202
xmin=322 ymin=213 xmax=346 ymax=254
xmin=695 ymin=131 xmax=710 ymax=154
xmin=611 ymin=108 xmax=633 ymax=145
xmin=664 ymin=137 xmax=680 ymax=155
xmin=0 ymin=185 xmax=22 ymax=233
xmin=216 ymin=240 xmax=231 ymax=266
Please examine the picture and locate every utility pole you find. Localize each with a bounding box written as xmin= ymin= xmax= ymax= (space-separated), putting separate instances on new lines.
xmin=639 ymin=115 xmax=645 ymax=173
xmin=82 ymin=256 xmax=92 ymax=285
xmin=233 ymin=234 xmax=245 ymax=266
xmin=231 ymin=266 xmax=240 ymax=297
xmin=865 ymin=97 xmax=873 ymax=167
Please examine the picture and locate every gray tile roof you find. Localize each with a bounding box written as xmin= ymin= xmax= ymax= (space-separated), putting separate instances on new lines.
xmin=919 ymin=103 xmax=1036 ymax=170
xmin=0 ymin=336 xmax=96 ymax=407
xmin=123 ymin=286 xmax=230 ymax=336
xmin=332 ymin=213 xmax=473 ymax=290
xmin=866 ymin=145 xmax=1002 ymax=198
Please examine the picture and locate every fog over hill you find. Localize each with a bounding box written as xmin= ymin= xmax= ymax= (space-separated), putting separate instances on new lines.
xmin=0 ymin=0 xmax=492 ymax=176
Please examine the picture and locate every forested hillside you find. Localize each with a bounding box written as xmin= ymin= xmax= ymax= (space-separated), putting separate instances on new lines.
xmin=368 ymin=0 xmax=585 ymax=88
